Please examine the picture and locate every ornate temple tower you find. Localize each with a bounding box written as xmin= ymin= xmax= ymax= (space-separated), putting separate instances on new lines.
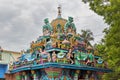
xmin=5 ymin=6 xmax=112 ymax=80
xmin=51 ymin=6 xmax=67 ymax=33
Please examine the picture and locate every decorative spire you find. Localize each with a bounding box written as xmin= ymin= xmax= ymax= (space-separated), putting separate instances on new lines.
xmin=57 ymin=5 xmax=62 ymax=18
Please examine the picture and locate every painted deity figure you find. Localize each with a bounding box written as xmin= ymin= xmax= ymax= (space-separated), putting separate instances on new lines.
xmin=45 ymin=39 xmax=52 ymax=49
xmin=74 ymin=70 xmax=80 ymax=80
xmin=42 ymin=18 xmax=53 ymax=36
xmin=66 ymin=49 xmax=74 ymax=64
xmin=57 ymin=24 xmax=62 ymax=34
xmin=39 ymin=48 xmax=48 ymax=63
xmin=31 ymin=70 xmax=38 ymax=80
xmin=47 ymin=53 xmax=51 ymax=62
xmin=74 ymin=50 xmax=81 ymax=65
xmin=86 ymin=50 xmax=94 ymax=66
xmin=64 ymin=17 xmax=76 ymax=34
xmin=22 ymin=72 xmax=27 ymax=80
xmin=52 ymin=51 xmax=57 ymax=62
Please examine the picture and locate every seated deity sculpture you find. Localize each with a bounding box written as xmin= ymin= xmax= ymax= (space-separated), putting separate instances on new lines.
xmin=64 ymin=17 xmax=76 ymax=34
xmin=42 ymin=18 xmax=53 ymax=36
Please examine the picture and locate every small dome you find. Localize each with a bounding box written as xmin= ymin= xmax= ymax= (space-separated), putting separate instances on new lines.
xmin=51 ymin=18 xmax=67 ymax=33
xmin=51 ymin=6 xmax=67 ymax=33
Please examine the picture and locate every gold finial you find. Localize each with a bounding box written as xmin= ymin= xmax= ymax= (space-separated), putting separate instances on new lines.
xmin=57 ymin=5 xmax=61 ymax=18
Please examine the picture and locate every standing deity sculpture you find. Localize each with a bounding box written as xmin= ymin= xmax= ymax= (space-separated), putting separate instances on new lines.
xmin=64 ymin=17 xmax=76 ymax=34
xmin=66 ymin=49 xmax=74 ymax=64
xmin=85 ymin=49 xmax=94 ymax=66
xmin=31 ymin=70 xmax=38 ymax=80
xmin=21 ymin=72 xmax=28 ymax=80
xmin=57 ymin=24 xmax=62 ymax=34
xmin=52 ymin=51 xmax=57 ymax=62
xmin=42 ymin=18 xmax=53 ymax=36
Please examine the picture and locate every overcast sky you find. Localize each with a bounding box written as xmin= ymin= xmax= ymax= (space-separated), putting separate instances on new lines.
xmin=0 ymin=0 xmax=108 ymax=52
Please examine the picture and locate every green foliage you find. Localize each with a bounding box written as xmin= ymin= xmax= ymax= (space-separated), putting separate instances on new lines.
xmin=94 ymin=43 xmax=106 ymax=56
xmin=83 ymin=0 xmax=120 ymax=79
xmin=81 ymin=29 xmax=94 ymax=46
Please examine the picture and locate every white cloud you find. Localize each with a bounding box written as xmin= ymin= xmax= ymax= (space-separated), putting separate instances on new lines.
xmin=0 ymin=0 xmax=108 ymax=51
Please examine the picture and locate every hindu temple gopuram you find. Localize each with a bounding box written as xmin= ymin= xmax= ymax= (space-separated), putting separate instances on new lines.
xmin=5 ymin=6 xmax=112 ymax=80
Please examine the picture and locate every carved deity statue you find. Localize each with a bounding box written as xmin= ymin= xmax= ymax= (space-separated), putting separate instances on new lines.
xmin=42 ymin=18 xmax=53 ymax=36
xmin=57 ymin=24 xmax=62 ymax=33
xmin=52 ymin=51 xmax=57 ymax=62
xmin=22 ymin=72 xmax=27 ymax=80
xmin=64 ymin=17 xmax=76 ymax=34
xmin=31 ymin=70 xmax=37 ymax=80
xmin=66 ymin=49 xmax=74 ymax=64
xmin=39 ymin=49 xmax=48 ymax=63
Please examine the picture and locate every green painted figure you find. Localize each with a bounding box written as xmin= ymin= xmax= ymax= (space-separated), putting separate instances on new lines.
xmin=43 ymin=18 xmax=53 ymax=36
xmin=64 ymin=17 xmax=76 ymax=34
xmin=88 ymin=53 xmax=94 ymax=62
xmin=57 ymin=24 xmax=62 ymax=33
xmin=74 ymin=51 xmax=80 ymax=65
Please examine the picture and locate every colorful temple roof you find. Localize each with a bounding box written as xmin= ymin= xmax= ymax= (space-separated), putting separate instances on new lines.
xmin=8 ymin=6 xmax=112 ymax=80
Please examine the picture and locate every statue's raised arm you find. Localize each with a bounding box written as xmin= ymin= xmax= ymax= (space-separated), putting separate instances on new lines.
xmin=64 ymin=17 xmax=76 ymax=34
xmin=42 ymin=18 xmax=53 ymax=36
